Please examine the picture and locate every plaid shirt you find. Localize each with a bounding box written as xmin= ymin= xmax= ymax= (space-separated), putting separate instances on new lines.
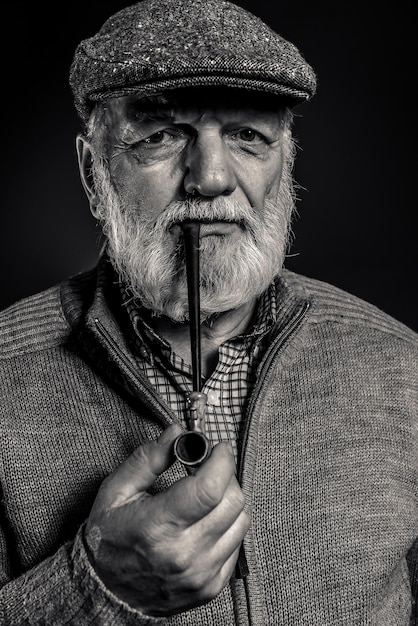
xmin=121 ymin=284 xmax=279 ymax=460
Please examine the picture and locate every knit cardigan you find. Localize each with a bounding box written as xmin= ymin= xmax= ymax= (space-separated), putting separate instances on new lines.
xmin=0 ymin=257 xmax=417 ymax=625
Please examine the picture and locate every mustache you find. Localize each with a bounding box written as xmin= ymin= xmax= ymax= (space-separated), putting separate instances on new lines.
xmin=151 ymin=197 xmax=258 ymax=233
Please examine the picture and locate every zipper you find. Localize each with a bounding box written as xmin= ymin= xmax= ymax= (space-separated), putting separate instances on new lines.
xmin=234 ymin=299 xmax=311 ymax=602
xmin=96 ymin=302 xmax=309 ymax=624
xmin=93 ymin=317 xmax=177 ymax=429
xmin=95 ymin=301 xmax=310 ymax=468
xmin=238 ymin=299 xmax=310 ymax=482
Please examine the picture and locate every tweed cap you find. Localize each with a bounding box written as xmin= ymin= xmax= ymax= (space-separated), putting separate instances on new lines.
xmin=70 ymin=0 xmax=317 ymax=125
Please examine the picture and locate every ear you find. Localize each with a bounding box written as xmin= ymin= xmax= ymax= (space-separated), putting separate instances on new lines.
xmin=76 ymin=134 xmax=100 ymax=218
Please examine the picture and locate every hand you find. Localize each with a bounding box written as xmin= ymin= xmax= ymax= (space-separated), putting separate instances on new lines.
xmin=84 ymin=424 xmax=250 ymax=616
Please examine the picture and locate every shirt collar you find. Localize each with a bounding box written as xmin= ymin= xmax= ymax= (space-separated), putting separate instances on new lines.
xmin=120 ymin=279 xmax=280 ymax=354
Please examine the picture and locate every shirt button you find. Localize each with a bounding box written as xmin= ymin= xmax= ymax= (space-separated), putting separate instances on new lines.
xmin=139 ymin=346 xmax=148 ymax=358
xmin=207 ymin=390 xmax=219 ymax=405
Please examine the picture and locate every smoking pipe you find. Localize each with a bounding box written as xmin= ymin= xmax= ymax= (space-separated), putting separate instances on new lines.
xmin=173 ymin=222 xmax=211 ymax=467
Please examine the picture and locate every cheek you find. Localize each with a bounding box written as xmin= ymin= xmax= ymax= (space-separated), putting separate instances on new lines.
xmin=109 ymin=159 xmax=180 ymax=221
xmin=236 ymin=147 xmax=284 ymax=208
xmin=265 ymin=150 xmax=284 ymax=198
xmin=266 ymin=168 xmax=283 ymax=199
xmin=242 ymin=164 xmax=284 ymax=209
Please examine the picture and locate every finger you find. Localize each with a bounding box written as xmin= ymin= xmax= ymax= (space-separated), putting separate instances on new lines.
xmin=187 ymin=500 xmax=249 ymax=577
xmin=217 ymin=544 xmax=243 ymax=590
xmin=98 ymin=423 xmax=183 ymax=509
xmin=161 ymin=442 xmax=237 ymax=526
xmin=195 ymin=475 xmax=248 ymax=538
xmin=210 ymin=509 xmax=250 ymax=565
xmin=198 ymin=544 xmax=243 ymax=604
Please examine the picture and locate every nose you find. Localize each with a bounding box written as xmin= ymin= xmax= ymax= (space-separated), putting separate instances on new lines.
xmin=183 ymin=131 xmax=237 ymax=197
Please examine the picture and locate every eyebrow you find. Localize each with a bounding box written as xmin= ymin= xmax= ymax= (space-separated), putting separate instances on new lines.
xmin=127 ymin=106 xmax=176 ymax=125
xmin=124 ymin=95 xmax=180 ymax=123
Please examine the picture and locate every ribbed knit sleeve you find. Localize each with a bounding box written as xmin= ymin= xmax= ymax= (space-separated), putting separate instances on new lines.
xmin=0 ymin=278 xmax=168 ymax=623
xmin=0 ymin=526 xmax=167 ymax=625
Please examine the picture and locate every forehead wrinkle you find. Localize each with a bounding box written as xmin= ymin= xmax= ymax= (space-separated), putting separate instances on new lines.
xmin=106 ymin=96 xmax=175 ymax=128
xmin=145 ymin=107 xmax=282 ymax=133
xmin=130 ymin=108 xmax=177 ymax=124
xmin=110 ymin=92 xmax=284 ymax=124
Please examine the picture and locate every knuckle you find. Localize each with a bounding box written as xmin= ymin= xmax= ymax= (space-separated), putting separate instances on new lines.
xmin=201 ymin=574 xmax=227 ymax=601
xmin=169 ymin=550 xmax=191 ymax=574
xmin=195 ymin=475 xmax=224 ymax=510
xmin=96 ymin=473 xmax=118 ymax=501
xmin=158 ymin=540 xmax=194 ymax=574
xmin=126 ymin=443 xmax=152 ymax=468
xmin=229 ymin=485 xmax=246 ymax=510
xmin=98 ymin=473 xmax=113 ymax=491
xmin=187 ymin=568 xmax=211 ymax=593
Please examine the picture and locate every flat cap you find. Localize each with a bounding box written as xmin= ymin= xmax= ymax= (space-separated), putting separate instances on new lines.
xmin=70 ymin=0 xmax=317 ymax=125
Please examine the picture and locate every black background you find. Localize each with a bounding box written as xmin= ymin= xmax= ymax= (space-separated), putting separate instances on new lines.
xmin=1 ymin=1 xmax=417 ymax=332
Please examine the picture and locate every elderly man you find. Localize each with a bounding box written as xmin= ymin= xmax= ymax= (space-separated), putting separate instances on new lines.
xmin=0 ymin=0 xmax=417 ymax=624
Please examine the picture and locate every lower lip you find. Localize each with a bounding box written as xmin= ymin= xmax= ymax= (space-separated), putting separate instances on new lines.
xmin=198 ymin=221 xmax=239 ymax=237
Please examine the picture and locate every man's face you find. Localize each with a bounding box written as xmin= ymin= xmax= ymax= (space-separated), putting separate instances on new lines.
xmin=90 ymin=90 xmax=296 ymax=321
xmin=104 ymin=92 xmax=284 ymax=228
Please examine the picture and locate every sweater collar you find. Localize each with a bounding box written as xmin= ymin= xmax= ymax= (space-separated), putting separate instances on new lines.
xmin=60 ymin=252 xmax=311 ymax=378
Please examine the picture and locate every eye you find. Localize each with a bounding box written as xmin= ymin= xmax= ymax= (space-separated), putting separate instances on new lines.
xmin=129 ymin=127 xmax=189 ymax=162
xmin=226 ymin=127 xmax=269 ymax=155
xmin=238 ymin=128 xmax=258 ymax=142
xmin=138 ymin=128 xmax=188 ymax=149
xmin=143 ymin=131 xmax=166 ymax=144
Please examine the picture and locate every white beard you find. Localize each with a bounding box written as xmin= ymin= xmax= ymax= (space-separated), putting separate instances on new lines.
xmin=92 ymin=144 xmax=296 ymax=322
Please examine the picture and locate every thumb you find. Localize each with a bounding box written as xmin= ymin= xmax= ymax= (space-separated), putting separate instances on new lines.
xmin=97 ymin=423 xmax=183 ymax=510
